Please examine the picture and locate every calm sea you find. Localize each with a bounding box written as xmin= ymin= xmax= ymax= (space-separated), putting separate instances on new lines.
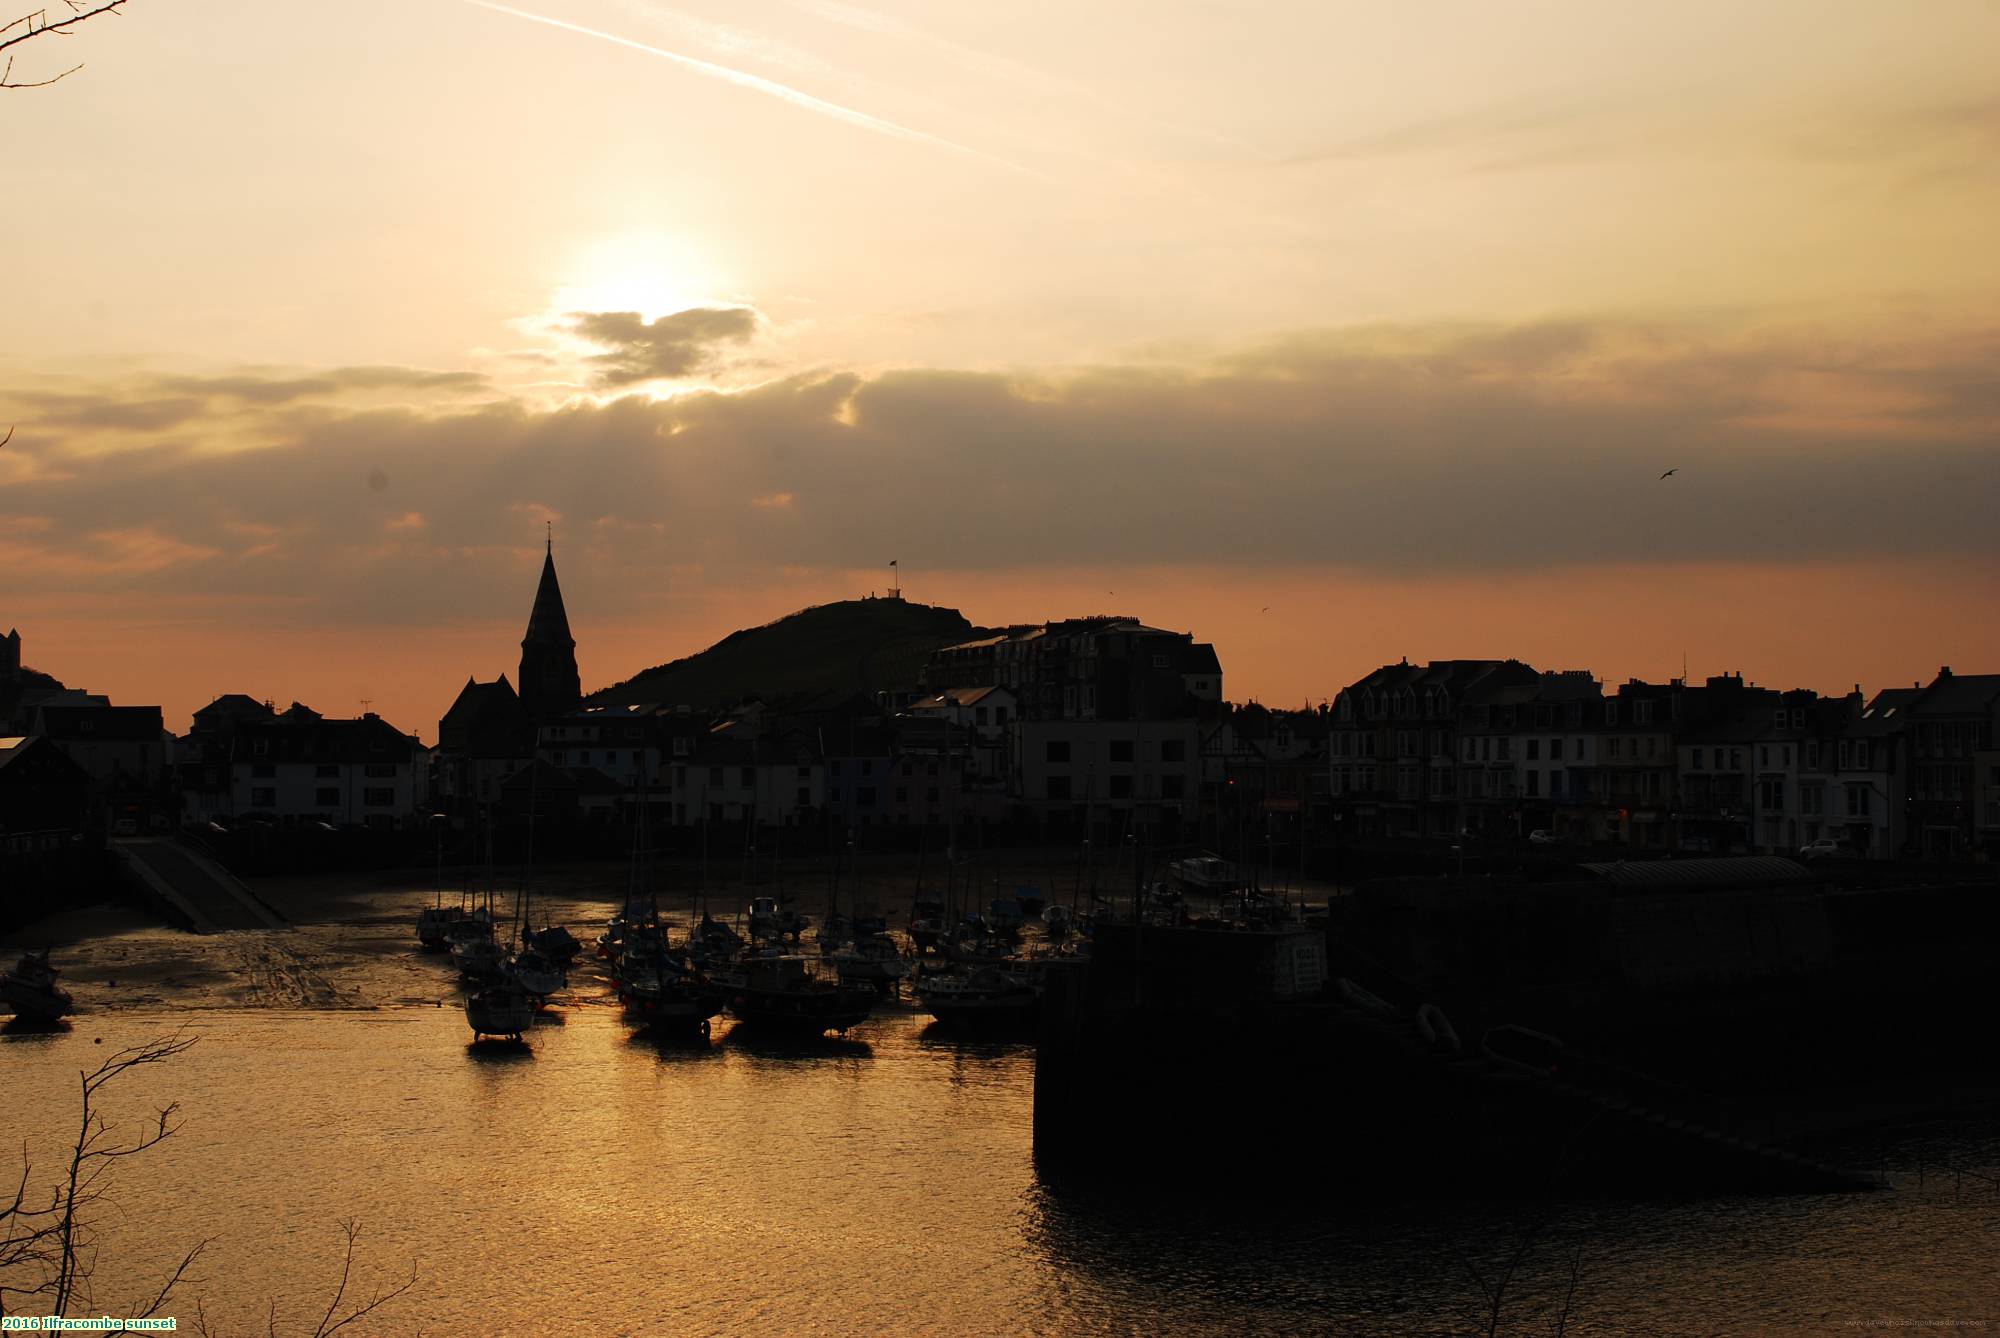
xmin=5 ymin=1000 xmax=1998 ymax=1335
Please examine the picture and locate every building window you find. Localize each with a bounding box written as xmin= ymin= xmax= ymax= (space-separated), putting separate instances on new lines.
xmin=895 ymin=786 xmax=908 ymax=803
xmin=1846 ymin=784 xmax=1871 ymax=817
xmin=1046 ymin=740 xmax=1070 ymax=763
xmin=1604 ymin=703 xmax=1618 ymax=726
xmin=1526 ymin=739 xmax=1540 ymax=761
xmin=1108 ymin=775 xmax=1133 ymax=799
xmin=1691 ymin=748 xmax=1704 ymax=770
xmin=252 ymin=763 xmax=276 ymax=779
xmin=741 ymin=767 xmax=754 ymax=787
xmin=316 ymin=788 xmax=339 ymax=806
xmin=364 ymin=764 xmax=397 ymax=778
xmin=1047 ymin=776 xmax=1072 ymax=800
xmin=1110 ymin=739 xmax=1134 ymax=763
xmin=363 ymin=788 xmax=394 ymax=806
xmin=709 ymin=766 xmax=723 ymax=785
xmin=1161 ymin=775 xmax=1185 ymax=799
xmin=1162 ymin=739 xmax=1186 ymax=763
xmin=315 ymin=764 xmax=339 ymax=779
xmin=250 ymin=787 xmax=276 ymax=807
xmin=1550 ymin=772 xmax=1565 ymax=798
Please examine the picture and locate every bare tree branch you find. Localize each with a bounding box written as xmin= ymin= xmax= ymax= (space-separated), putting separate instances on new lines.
xmin=0 ymin=0 xmax=132 ymax=89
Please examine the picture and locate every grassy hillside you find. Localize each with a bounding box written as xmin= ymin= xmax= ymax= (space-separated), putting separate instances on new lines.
xmin=590 ymin=598 xmax=993 ymax=711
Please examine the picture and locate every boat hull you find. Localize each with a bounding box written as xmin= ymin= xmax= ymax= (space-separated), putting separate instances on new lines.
xmin=464 ymin=986 xmax=536 ymax=1039
xmin=726 ymin=986 xmax=875 ymax=1035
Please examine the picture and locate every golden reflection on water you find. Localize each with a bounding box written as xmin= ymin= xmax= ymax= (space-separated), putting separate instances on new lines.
xmin=5 ymin=1005 xmax=2000 ymax=1335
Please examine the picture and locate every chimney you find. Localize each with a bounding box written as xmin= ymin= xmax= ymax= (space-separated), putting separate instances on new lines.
xmin=1939 ymin=666 xmax=1952 ymax=678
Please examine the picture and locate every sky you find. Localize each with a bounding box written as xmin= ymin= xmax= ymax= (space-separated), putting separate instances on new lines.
xmin=3 ymin=0 xmax=1997 ymax=735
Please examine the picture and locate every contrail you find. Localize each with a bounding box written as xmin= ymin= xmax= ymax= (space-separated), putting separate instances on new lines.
xmin=465 ymin=0 xmax=1038 ymax=177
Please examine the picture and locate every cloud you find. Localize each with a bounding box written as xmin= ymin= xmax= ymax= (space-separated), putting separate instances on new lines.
xmin=1 ymin=316 xmax=1996 ymax=633
xmin=157 ymin=366 xmax=490 ymax=404
xmin=15 ymin=393 xmax=208 ymax=431
xmin=569 ymin=306 xmax=761 ymax=386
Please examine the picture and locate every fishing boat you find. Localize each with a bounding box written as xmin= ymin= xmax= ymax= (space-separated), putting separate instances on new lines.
xmin=721 ymin=954 xmax=875 ymax=1036
xmin=2 ymin=949 xmax=74 ymax=1022
xmin=464 ymin=982 xmax=535 ymax=1040
xmin=912 ymin=963 xmax=1038 ymax=1034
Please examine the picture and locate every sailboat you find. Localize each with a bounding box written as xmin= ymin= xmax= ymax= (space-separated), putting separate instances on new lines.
xmin=500 ymin=766 xmax=564 ymax=1000
xmin=415 ymin=816 xmax=465 ymax=950
xmin=464 ymin=980 xmax=535 ymax=1040
xmin=612 ymin=793 xmax=725 ymax=1035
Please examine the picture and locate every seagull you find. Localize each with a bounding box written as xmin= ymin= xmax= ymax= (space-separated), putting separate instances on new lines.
xmin=1659 ymin=468 xmax=1677 ymax=479
xmin=1262 ymin=606 xmax=1270 ymax=613
xmin=0 ymin=425 xmax=12 ymax=448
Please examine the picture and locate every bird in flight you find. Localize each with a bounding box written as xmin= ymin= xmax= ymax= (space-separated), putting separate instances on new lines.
xmin=1659 ymin=468 xmax=1678 ymax=479
xmin=0 ymin=425 xmax=12 ymax=448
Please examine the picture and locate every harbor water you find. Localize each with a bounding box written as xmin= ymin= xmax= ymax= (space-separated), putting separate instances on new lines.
xmin=6 ymin=997 xmax=2000 ymax=1335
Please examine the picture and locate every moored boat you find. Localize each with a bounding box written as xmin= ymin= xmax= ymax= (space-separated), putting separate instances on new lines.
xmin=464 ymin=982 xmax=536 ymax=1040
xmin=722 ymin=954 xmax=875 ymax=1036
xmin=2 ymin=950 xmax=74 ymax=1022
xmin=913 ymin=964 xmax=1038 ymax=1034
xmin=416 ymin=904 xmax=466 ymax=951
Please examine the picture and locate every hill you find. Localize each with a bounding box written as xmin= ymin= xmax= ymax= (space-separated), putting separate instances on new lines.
xmin=590 ymin=598 xmax=993 ymax=712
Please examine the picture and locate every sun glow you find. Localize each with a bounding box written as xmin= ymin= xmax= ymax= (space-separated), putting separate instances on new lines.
xmin=549 ymin=232 xmax=735 ymax=323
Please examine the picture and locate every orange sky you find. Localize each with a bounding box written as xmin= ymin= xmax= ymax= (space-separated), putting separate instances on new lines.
xmin=12 ymin=557 xmax=1992 ymax=738
xmin=4 ymin=2 xmax=1997 ymax=735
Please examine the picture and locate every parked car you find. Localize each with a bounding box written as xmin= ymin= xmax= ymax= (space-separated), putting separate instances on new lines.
xmin=1798 ymin=837 xmax=1858 ymax=860
xmin=1527 ymin=829 xmax=1557 ymax=846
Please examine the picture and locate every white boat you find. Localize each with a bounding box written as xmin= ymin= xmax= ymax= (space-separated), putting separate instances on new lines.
xmin=2 ymin=950 xmax=74 ymax=1022
xmin=1168 ymin=855 xmax=1241 ymax=892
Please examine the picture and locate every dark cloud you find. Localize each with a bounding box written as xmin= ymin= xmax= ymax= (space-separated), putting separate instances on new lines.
xmin=569 ymin=307 xmax=760 ymax=386
xmin=3 ymin=319 xmax=1996 ymax=629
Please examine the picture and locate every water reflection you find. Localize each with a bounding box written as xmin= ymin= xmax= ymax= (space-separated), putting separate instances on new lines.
xmin=6 ymin=1005 xmax=1995 ymax=1335
xmin=720 ymin=1026 xmax=872 ymax=1063
xmin=620 ymin=1026 xmax=720 ymax=1063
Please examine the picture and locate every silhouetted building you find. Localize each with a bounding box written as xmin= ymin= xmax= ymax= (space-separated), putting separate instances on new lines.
xmin=0 ymin=733 xmax=92 ymax=852
xmin=436 ymin=675 xmax=533 ymax=813
xmin=1902 ymin=666 xmax=2000 ymax=860
xmin=519 ymin=539 xmax=582 ymax=720
xmin=221 ymin=706 xmax=426 ymax=828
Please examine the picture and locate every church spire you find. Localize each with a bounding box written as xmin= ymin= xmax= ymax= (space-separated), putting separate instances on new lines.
xmin=518 ymin=531 xmax=580 ymax=718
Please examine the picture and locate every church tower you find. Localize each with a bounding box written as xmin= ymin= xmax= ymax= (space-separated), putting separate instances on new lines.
xmin=518 ymin=536 xmax=581 ymax=719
